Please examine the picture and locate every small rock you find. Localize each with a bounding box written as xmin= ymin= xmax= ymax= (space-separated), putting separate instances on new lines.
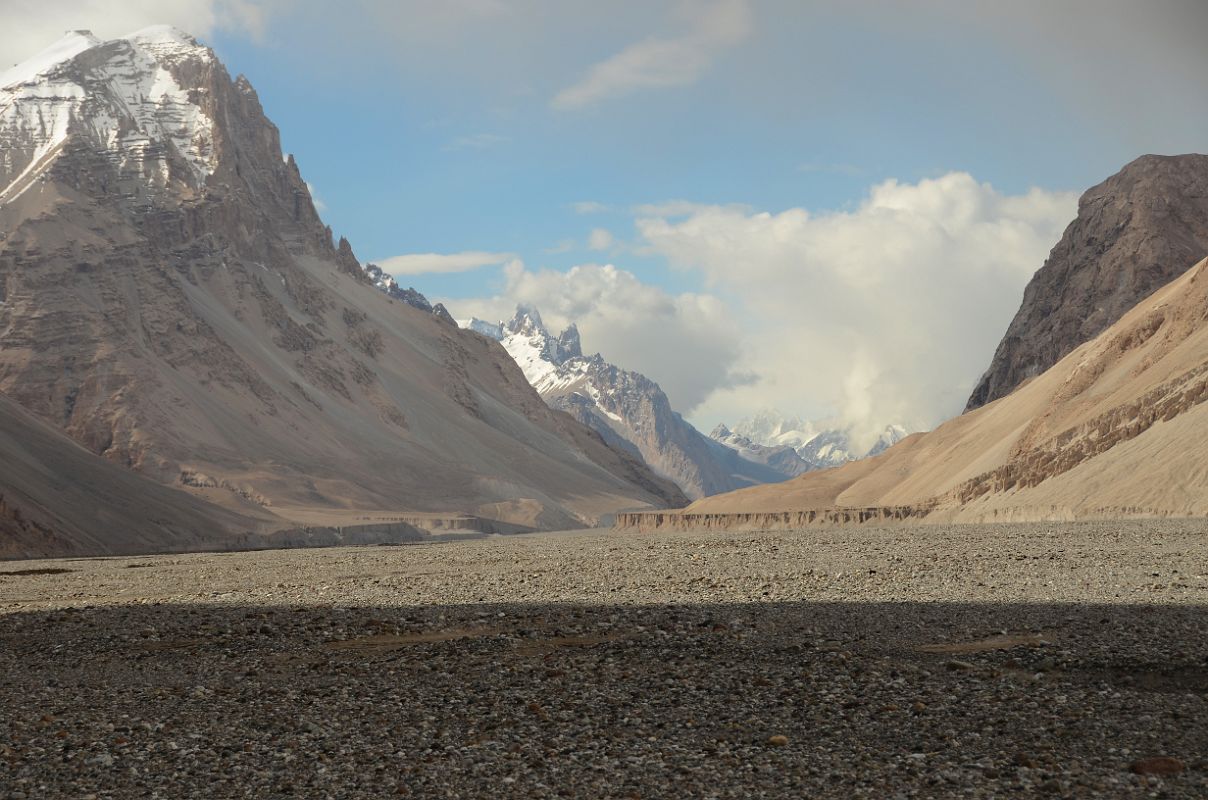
xmin=766 ymin=735 xmax=789 ymax=747
xmin=88 ymin=753 xmax=115 ymax=768
xmin=1129 ymin=756 xmax=1184 ymax=775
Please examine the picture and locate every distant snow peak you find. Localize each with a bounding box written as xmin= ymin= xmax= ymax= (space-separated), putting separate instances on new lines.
xmin=714 ymin=411 xmax=908 ymax=470
xmin=731 ymin=409 xmax=817 ymax=451
xmin=498 ymin=305 xmax=583 ymax=373
xmin=867 ymin=423 xmax=909 ymax=456
xmin=506 ymin=304 xmax=552 ymax=338
xmin=363 ymin=263 xmax=429 ymax=309
xmin=361 ymin=263 xmax=459 ymax=322
xmin=557 ymin=323 xmax=582 ymax=360
xmin=124 ymin=25 xmax=201 ymax=48
xmin=459 ymin=306 xmax=812 ymax=498
xmin=464 ymin=317 xmax=505 ymax=340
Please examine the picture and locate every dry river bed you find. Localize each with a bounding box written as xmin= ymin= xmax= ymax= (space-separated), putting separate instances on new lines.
xmin=2 ymin=519 xmax=1207 ymax=799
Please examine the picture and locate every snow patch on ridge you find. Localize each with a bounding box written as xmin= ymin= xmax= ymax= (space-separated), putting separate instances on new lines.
xmin=0 ymin=30 xmax=100 ymax=89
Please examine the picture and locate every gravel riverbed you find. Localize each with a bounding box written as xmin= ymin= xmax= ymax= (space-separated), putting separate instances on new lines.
xmin=2 ymin=519 xmax=1207 ymax=798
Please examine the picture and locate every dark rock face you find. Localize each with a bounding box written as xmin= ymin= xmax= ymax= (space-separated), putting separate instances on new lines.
xmin=362 ymin=264 xmax=435 ymax=311
xmin=967 ymin=154 xmax=1208 ymax=411
xmin=557 ymin=324 xmax=582 ymax=360
xmin=504 ymin=307 xmax=582 ymax=366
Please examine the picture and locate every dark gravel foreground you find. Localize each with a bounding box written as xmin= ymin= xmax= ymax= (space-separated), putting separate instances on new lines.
xmin=1 ymin=521 xmax=1206 ymax=798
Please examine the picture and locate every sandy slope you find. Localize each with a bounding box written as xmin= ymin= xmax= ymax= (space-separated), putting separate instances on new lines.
xmin=685 ymin=258 xmax=1208 ymax=520
xmin=0 ymin=393 xmax=273 ymax=558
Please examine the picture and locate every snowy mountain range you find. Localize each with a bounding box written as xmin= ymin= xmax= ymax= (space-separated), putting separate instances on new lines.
xmin=459 ymin=307 xmax=816 ymax=499
xmin=713 ymin=412 xmax=908 ymax=470
xmin=455 ymin=307 xmax=912 ymax=499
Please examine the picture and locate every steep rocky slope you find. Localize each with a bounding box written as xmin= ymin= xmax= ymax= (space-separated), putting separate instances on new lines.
xmin=462 ymin=309 xmax=806 ymax=498
xmin=628 ymin=257 xmax=1208 ymax=526
xmin=0 ymin=28 xmax=683 ymax=554
xmin=967 ymin=154 xmax=1208 ymax=410
xmin=0 ymin=392 xmax=273 ymax=559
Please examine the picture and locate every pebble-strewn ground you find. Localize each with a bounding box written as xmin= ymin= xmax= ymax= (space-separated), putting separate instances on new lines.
xmin=1 ymin=519 xmax=1206 ymax=798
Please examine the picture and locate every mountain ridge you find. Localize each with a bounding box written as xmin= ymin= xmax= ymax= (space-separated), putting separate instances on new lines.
xmin=460 ymin=308 xmax=811 ymax=498
xmin=966 ymin=153 xmax=1208 ymax=410
xmin=0 ymin=27 xmax=685 ymax=555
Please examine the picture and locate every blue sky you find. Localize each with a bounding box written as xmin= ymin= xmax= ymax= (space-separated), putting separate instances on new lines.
xmin=5 ymin=1 xmax=1207 ymax=438
xmin=188 ymin=1 xmax=1202 ymax=302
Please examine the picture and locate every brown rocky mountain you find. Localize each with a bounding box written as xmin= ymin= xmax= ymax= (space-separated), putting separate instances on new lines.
xmin=0 ymin=28 xmax=684 ymax=556
xmin=966 ymin=154 xmax=1208 ymax=411
xmin=624 ymin=256 xmax=1208 ymax=529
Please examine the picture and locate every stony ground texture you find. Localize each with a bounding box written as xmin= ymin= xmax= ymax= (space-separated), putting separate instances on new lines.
xmin=1 ymin=519 xmax=1207 ymax=798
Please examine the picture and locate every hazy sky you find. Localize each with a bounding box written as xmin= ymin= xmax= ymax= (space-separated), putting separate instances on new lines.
xmin=5 ymin=0 xmax=1207 ymax=442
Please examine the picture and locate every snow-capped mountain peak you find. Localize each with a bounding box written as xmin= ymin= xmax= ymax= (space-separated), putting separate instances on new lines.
xmin=0 ymin=25 xmax=220 ymax=206
xmin=867 ymin=423 xmax=910 ymax=456
xmin=505 ymin=305 xmax=555 ymax=340
xmin=123 ymin=25 xmax=202 ymax=49
xmin=1 ymin=26 xmax=206 ymax=90
xmin=463 ymin=317 xmax=505 ymax=340
xmin=460 ymin=306 xmax=812 ymax=498
xmin=557 ymin=323 xmax=583 ymax=360
xmin=730 ymin=409 xmax=817 ymax=450
xmin=482 ymin=306 xmax=585 ymax=385
xmin=713 ymin=411 xmax=909 ymax=470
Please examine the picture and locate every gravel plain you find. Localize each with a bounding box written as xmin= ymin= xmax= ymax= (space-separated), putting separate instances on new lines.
xmin=2 ymin=518 xmax=1207 ymax=798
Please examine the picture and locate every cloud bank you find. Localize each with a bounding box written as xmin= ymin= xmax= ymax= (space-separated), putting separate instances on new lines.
xmin=636 ymin=173 xmax=1077 ymax=447
xmin=451 ymin=173 xmax=1076 ymax=448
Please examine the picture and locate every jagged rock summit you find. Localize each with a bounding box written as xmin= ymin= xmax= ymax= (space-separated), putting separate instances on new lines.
xmin=462 ymin=308 xmax=811 ymax=498
xmin=966 ymin=153 xmax=1208 ymax=410
xmin=0 ymin=28 xmax=685 ymax=556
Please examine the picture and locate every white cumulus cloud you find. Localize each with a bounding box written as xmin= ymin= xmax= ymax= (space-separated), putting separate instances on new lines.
xmin=635 ymin=172 xmax=1078 ymax=448
xmin=0 ymin=0 xmax=269 ymax=64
